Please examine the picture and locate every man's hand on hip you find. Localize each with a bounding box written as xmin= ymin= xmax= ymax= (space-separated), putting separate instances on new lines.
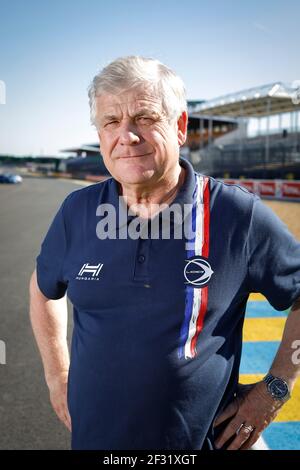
xmin=213 ymin=382 xmax=284 ymax=450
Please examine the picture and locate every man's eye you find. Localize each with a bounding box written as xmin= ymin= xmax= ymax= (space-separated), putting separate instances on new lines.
xmin=105 ymin=121 xmax=118 ymax=127
xmin=138 ymin=117 xmax=153 ymax=124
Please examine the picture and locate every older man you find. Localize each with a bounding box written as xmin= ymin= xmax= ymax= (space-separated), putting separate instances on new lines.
xmin=29 ymin=56 xmax=300 ymax=450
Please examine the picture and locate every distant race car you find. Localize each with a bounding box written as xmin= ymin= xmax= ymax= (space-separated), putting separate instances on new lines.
xmin=0 ymin=173 xmax=23 ymax=184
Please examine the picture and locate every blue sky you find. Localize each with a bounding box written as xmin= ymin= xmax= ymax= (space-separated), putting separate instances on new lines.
xmin=0 ymin=0 xmax=299 ymax=155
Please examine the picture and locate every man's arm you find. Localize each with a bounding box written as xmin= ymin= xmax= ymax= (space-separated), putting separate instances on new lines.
xmin=214 ymin=296 xmax=300 ymax=450
xmin=29 ymin=269 xmax=71 ymax=431
xmin=269 ymin=296 xmax=300 ymax=386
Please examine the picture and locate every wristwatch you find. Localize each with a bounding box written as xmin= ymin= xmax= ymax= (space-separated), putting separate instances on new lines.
xmin=263 ymin=374 xmax=291 ymax=402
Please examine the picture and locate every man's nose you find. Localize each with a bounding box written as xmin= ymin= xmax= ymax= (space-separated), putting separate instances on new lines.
xmin=119 ymin=122 xmax=140 ymax=145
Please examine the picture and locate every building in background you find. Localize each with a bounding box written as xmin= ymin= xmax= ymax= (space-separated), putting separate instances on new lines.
xmin=189 ymin=82 xmax=300 ymax=179
xmin=60 ymin=144 xmax=108 ymax=178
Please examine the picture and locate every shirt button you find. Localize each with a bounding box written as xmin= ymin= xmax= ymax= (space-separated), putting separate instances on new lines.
xmin=138 ymin=254 xmax=146 ymax=263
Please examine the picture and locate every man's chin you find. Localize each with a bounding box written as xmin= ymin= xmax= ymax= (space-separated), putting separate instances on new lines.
xmin=114 ymin=163 xmax=156 ymax=185
xmin=118 ymin=170 xmax=155 ymax=185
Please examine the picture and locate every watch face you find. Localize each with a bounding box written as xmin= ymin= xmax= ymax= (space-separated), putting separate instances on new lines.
xmin=269 ymin=379 xmax=289 ymax=399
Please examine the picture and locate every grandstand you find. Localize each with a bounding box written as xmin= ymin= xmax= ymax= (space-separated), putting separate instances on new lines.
xmin=60 ymin=144 xmax=109 ymax=177
xmin=188 ymin=82 xmax=300 ymax=179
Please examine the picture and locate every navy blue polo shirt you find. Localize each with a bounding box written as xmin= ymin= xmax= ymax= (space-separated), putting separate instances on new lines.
xmin=36 ymin=158 xmax=300 ymax=450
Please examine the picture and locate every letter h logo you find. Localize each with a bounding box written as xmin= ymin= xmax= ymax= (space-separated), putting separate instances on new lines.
xmin=78 ymin=263 xmax=103 ymax=277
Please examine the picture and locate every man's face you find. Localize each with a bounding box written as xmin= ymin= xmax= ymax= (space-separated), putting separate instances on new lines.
xmin=96 ymin=85 xmax=187 ymax=186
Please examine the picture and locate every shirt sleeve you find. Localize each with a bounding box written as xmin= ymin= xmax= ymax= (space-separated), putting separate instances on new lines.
xmin=36 ymin=199 xmax=68 ymax=299
xmin=247 ymin=196 xmax=300 ymax=311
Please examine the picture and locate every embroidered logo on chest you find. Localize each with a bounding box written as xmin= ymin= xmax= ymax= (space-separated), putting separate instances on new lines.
xmin=184 ymin=256 xmax=214 ymax=287
xmin=75 ymin=263 xmax=104 ymax=281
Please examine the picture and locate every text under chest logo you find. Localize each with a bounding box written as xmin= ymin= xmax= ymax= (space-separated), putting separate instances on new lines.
xmin=76 ymin=263 xmax=104 ymax=281
xmin=184 ymin=256 xmax=214 ymax=287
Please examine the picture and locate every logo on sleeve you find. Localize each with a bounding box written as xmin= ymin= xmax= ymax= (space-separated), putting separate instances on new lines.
xmin=76 ymin=263 xmax=104 ymax=281
xmin=184 ymin=256 xmax=214 ymax=287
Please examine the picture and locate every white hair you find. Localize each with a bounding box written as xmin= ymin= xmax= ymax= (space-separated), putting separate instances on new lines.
xmin=88 ymin=55 xmax=187 ymax=128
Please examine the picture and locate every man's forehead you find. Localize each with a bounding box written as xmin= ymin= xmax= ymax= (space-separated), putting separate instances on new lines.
xmin=96 ymin=89 xmax=164 ymax=115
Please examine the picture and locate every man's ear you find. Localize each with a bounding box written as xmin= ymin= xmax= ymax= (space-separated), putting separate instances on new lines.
xmin=177 ymin=111 xmax=188 ymax=146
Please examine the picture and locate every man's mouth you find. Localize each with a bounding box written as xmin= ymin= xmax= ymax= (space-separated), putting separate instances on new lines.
xmin=118 ymin=152 xmax=152 ymax=159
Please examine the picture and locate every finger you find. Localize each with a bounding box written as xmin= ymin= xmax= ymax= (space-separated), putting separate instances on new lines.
xmin=59 ymin=408 xmax=71 ymax=431
xmin=215 ymin=419 xmax=241 ymax=449
xmin=64 ymin=408 xmax=72 ymax=432
xmin=226 ymin=426 xmax=255 ymax=450
xmin=59 ymin=403 xmax=71 ymax=431
xmin=64 ymin=414 xmax=72 ymax=432
xmin=214 ymin=399 xmax=239 ymax=427
xmin=54 ymin=403 xmax=69 ymax=429
xmin=240 ymin=431 xmax=261 ymax=450
xmin=52 ymin=403 xmax=62 ymax=420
